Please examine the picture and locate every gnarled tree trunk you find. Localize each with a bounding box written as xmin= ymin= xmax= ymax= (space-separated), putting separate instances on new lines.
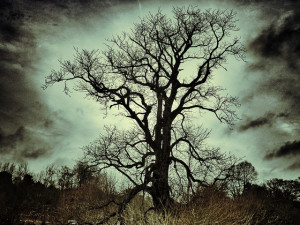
xmin=151 ymin=155 xmax=173 ymax=211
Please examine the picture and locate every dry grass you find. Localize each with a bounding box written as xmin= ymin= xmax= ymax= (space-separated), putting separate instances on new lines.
xmin=108 ymin=189 xmax=268 ymax=225
xmin=20 ymin=174 xmax=296 ymax=225
xmin=108 ymin=186 xmax=296 ymax=225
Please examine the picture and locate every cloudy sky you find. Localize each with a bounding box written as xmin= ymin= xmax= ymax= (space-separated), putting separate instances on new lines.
xmin=0 ymin=0 xmax=299 ymax=181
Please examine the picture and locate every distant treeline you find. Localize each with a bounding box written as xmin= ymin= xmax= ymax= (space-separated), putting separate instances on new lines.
xmin=0 ymin=161 xmax=299 ymax=225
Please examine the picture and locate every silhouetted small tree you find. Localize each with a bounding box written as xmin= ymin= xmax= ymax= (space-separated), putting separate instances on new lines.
xmin=266 ymin=177 xmax=300 ymax=202
xmin=227 ymin=161 xmax=257 ymax=197
xmin=37 ymin=164 xmax=57 ymax=188
xmin=73 ymin=161 xmax=94 ymax=187
xmin=15 ymin=163 xmax=30 ymax=180
xmin=58 ymin=166 xmax=75 ymax=190
xmin=44 ymin=6 xmax=244 ymax=221
xmin=0 ymin=162 xmax=16 ymax=176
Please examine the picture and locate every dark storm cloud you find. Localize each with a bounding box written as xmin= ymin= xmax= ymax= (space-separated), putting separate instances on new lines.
xmin=241 ymin=0 xmax=300 ymax=135
xmin=286 ymin=161 xmax=300 ymax=170
xmin=0 ymin=0 xmax=131 ymax=162
xmin=236 ymin=0 xmax=300 ymax=101
xmin=249 ymin=12 xmax=300 ymax=70
xmin=0 ymin=6 xmax=57 ymax=161
xmin=0 ymin=126 xmax=50 ymax=161
xmin=247 ymin=9 xmax=300 ymax=113
xmin=265 ymin=140 xmax=300 ymax=159
xmin=0 ymin=1 xmax=41 ymax=130
xmin=239 ymin=112 xmax=289 ymax=131
xmin=230 ymin=0 xmax=300 ymax=178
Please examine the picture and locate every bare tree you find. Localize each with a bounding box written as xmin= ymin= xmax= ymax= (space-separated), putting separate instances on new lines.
xmin=44 ymin=6 xmax=244 ymax=222
xmin=57 ymin=166 xmax=75 ymax=190
xmin=227 ymin=161 xmax=258 ymax=197
xmin=73 ymin=161 xmax=95 ymax=187
xmin=37 ymin=164 xmax=57 ymax=188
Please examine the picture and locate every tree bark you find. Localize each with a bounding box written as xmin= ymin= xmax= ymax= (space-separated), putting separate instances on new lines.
xmin=151 ymin=104 xmax=174 ymax=211
xmin=150 ymin=157 xmax=173 ymax=212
